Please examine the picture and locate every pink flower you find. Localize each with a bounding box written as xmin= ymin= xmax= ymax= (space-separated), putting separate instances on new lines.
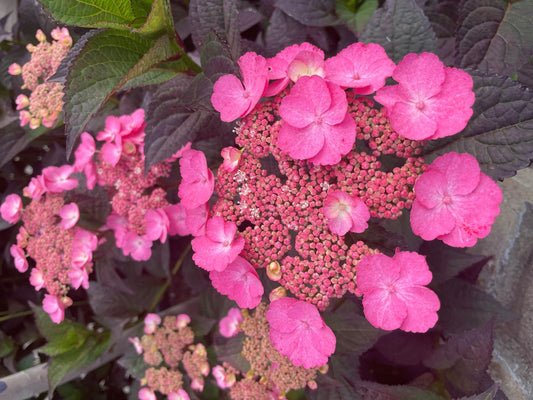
xmin=119 ymin=108 xmax=145 ymax=145
xmin=410 ymin=152 xmax=502 ymax=247
xmin=374 ymin=53 xmax=475 ymax=140
xmin=73 ymin=132 xmax=95 ymax=172
xmin=23 ymin=176 xmax=46 ymax=200
xmin=73 ymin=228 xmax=98 ymax=252
xmin=96 ymin=115 xmax=122 ymax=143
xmin=128 ymin=337 xmax=143 ymax=354
xmin=211 ymin=52 xmax=268 ymax=122
xmin=323 ymin=190 xmax=370 ymax=235
xmin=122 ymin=231 xmax=152 ymax=261
xmin=106 ymin=214 xmax=128 ymax=247
xmin=212 ymin=365 xmax=236 ymax=389
xmin=219 ymin=307 xmax=243 ymax=338
xmin=100 ymin=141 xmax=122 ymax=167
xmin=278 ymin=75 xmax=356 ymax=165
xmin=8 ymin=63 xmax=22 ymax=75
xmin=176 ymin=314 xmax=191 ymax=329
xmin=138 ymin=388 xmax=156 ymax=400
xmin=265 ymin=43 xmax=325 ymax=96
xmin=325 ymin=42 xmax=395 ymax=94
xmin=144 ymin=208 xmax=169 ymax=243
xmin=1 ymin=194 xmax=23 ymax=224
xmin=42 ymin=294 xmax=67 ymax=324
xmin=144 ymin=313 xmax=161 ymax=334
xmin=266 ymin=297 xmax=336 ymax=368
xmin=178 ymin=149 xmax=214 ymax=209
xmin=210 ymin=256 xmax=264 ymax=309
xmin=15 ymin=94 xmax=29 ymax=110
xmin=60 ymin=203 xmax=79 ymax=229
xmin=191 ymin=216 xmax=245 ymax=272
xmin=168 ymin=390 xmax=190 ymax=400
xmin=221 ymin=147 xmax=242 ymax=172
xmin=166 ymin=203 xmax=209 ymax=237
xmin=68 ymin=265 xmax=90 ymax=290
xmin=165 ymin=204 xmax=189 ymax=236
xmin=42 ymin=165 xmax=78 ymax=192
xmin=10 ymin=244 xmax=28 ymax=273
xmin=70 ymin=245 xmax=92 ymax=269
xmin=356 ymin=251 xmax=440 ymax=333
xmin=30 ymin=268 xmax=44 ymax=290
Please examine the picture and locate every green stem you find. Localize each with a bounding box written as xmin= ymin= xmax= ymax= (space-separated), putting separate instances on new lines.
xmin=0 ymin=310 xmax=33 ymax=322
xmin=148 ymin=244 xmax=191 ymax=312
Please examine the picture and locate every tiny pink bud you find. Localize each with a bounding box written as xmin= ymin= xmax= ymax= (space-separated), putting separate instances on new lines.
xmin=144 ymin=313 xmax=161 ymax=334
xmin=8 ymin=63 xmax=22 ymax=75
xmin=138 ymin=388 xmax=156 ymax=400
xmin=29 ymin=118 xmax=41 ymax=130
xmin=15 ymin=94 xmax=29 ymax=110
xmin=35 ymin=29 xmax=46 ymax=42
xmin=221 ymin=147 xmax=242 ymax=172
xmin=176 ymin=314 xmax=191 ymax=329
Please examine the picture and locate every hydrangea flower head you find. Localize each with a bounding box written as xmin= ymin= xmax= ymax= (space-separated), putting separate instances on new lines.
xmin=410 ymin=152 xmax=502 ymax=247
xmin=178 ymin=149 xmax=215 ymax=209
xmin=374 ymin=52 xmax=475 ymax=140
xmin=356 ymin=251 xmax=440 ymax=333
xmin=266 ymin=297 xmax=336 ymax=368
xmin=210 ymin=256 xmax=264 ymax=309
xmin=322 ymin=190 xmax=370 ymax=235
xmin=211 ymin=52 xmax=268 ymax=122
xmin=278 ymin=75 xmax=356 ymax=165
xmin=191 ymin=216 xmax=244 ymax=272
xmin=325 ymin=42 xmax=395 ymax=94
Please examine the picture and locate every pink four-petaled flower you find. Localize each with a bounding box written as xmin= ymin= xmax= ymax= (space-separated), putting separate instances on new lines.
xmin=178 ymin=149 xmax=215 ymax=209
xmin=1 ymin=194 xmax=23 ymax=224
xmin=322 ymin=190 xmax=370 ymax=236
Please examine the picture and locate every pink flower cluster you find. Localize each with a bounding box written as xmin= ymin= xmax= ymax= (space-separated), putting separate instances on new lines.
xmin=9 ymin=28 xmax=72 ymax=129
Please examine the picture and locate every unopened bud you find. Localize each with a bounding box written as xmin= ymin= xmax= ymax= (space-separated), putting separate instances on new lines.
xmin=8 ymin=63 xmax=22 ymax=75
xmin=318 ymin=364 xmax=329 ymax=374
xmin=307 ymin=380 xmax=318 ymax=390
xmin=269 ymin=286 xmax=286 ymax=302
xmin=35 ymin=29 xmax=46 ymax=42
xmin=267 ymin=261 xmax=282 ymax=281
xmin=176 ymin=313 xmax=191 ymax=329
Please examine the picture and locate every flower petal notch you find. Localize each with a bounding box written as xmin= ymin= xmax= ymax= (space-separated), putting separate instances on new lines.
xmin=191 ymin=216 xmax=245 ymax=272
xmin=323 ymin=190 xmax=370 ymax=235
xmin=410 ymin=152 xmax=502 ymax=247
xmin=278 ymin=75 xmax=356 ymax=165
xmin=356 ymin=251 xmax=440 ymax=333
xmin=210 ymin=256 xmax=264 ymax=309
xmin=266 ymin=297 xmax=336 ymax=368
xmin=325 ymin=42 xmax=395 ymax=94
xmin=211 ymin=52 xmax=268 ymax=122
xmin=374 ymin=52 xmax=475 ymax=140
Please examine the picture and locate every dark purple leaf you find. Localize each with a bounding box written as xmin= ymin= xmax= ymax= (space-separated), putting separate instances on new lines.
xmin=213 ymin=334 xmax=250 ymax=373
xmin=517 ymin=57 xmax=533 ymax=89
xmin=264 ymin=8 xmax=307 ymax=56
xmin=374 ymin=331 xmax=434 ymax=366
xmin=423 ymin=0 xmax=459 ymax=65
xmin=353 ymin=381 xmax=444 ymax=400
xmin=422 ymin=70 xmax=533 ymax=180
xmin=238 ymin=7 xmax=263 ymax=32
xmin=424 ymin=320 xmax=495 ymax=396
xmin=454 ymin=384 xmax=499 ymax=400
xmin=275 ymin=0 xmax=338 ymax=27
xmin=306 ymin=373 xmax=361 ymax=400
xmin=455 ymin=0 xmax=533 ymax=76
xmin=360 ymin=0 xmax=436 ymax=63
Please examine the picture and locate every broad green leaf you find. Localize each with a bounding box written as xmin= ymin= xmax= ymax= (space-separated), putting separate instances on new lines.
xmin=38 ymin=0 xmax=136 ymax=29
xmin=360 ymin=0 xmax=437 ymax=63
xmin=63 ymin=30 xmax=192 ymax=155
xmin=275 ymin=0 xmax=339 ymax=27
xmin=33 ymin=305 xmax=90 ymax=344
xmin=48 ymin=333 xmax=110 ymax=394
xmin=337 ymin=0 xmax=377 ymax=34
xmin=422 ymin=70 xmax=533 ymax=180
xmin=132 ymin=0 xmax=174 ymax=38
xmin=0 ymin=330 xmax=15 ymax=357
xmin=39 ymin=329 xmax=88 ymax=356
xmin=455 ymin=0 xmax=533 ymax=76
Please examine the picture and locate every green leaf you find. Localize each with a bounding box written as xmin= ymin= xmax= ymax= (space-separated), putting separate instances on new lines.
xmin=455 ymin=0 xmax=533 ymax=76
xmin=422 ymin=70 xmax=533 ymax=180
xmin=275 ymin=0 xmax=339 ymax=27
xmin=117 ymin=347 xmax=149 ymax=380
xmin=63 ymin=30 xmax=191 ymax=155
xmin=337 ymin=0 xmax=377 ymax=34
xmin=38 ymin=0 xmax=136 ymax=29
xmin=39 ymin=328 xmax=89 ymax=356
xmin=132 ymin=0 xmax=174 ymax=38
xmin=48 ymin=333 xmax=110 ymax=394
xmin=0 ymin=330 xmax=15 ymax=357
xmin=353 ymin=381 xmax=445 ymax=400
xmin=33 ymin=305 xmax=90 ymax=344
xmin=360 ymin=0 xmax=437 ymax=63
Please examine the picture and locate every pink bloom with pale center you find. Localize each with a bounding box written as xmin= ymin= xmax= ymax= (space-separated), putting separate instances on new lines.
xmin=178 ymin=149 xmax=214 ymax=210
xmin=374 ymin=52 xmax=475 ymax=140
xmin=30 ymin=268 xmax=44 ymax=290
xmin=278 ymin=75 xmax=356 ymax=165
xmin=323 ymin=190 xmax=370 ymax=235
xmin=325 ymin=42 xmax=395 ymax=94
xmin=60 ymin=203 xmax=79 ymax=229
xmin=1 ymin=194 xmax=23 ymax=224
xmin=68 ymin=265 xmax=89 ymax=290
xmin=212 ymin=365 xmax=236 ymax=389
xmin=144 ymin=208 xmax=169 ymax=243
xmin=10 ymin=244 xmax=28 ymax=273
xmin=138 ymin=388 xmax=156 ymax=400
xmin=410 ymin=152 xmax=502 ymax=247
xmin=73 ymin=228 xmax=98 ymax=252
xmin=210 ymin=256 xmax=264 ymax=309
xmin=168 ymin=390 xmax=190 ymax=400
xmin=42 ymin=294 xmax=66 ymax=324
xmin=143 ymin=313 xmax=161 ymax=334
xmin=219 ymin=307 xmax=243 ymax=338
xmin=265 ymin=42 xmax=325 ymax=96
xmin=176 ymin=314 xmax=191 ymax=329
xmin=211 ymin=52 xmax=268 ymax=122
xmin=266 ymin=297 xmax=336 ymax=368
xmin=221 ymin=147 xmax=242 ymax=172
xmin=73 ymin=132 xmax=95 ymax=172
xmin=23 ymin=176 xmax=46 ymax=200
xmin=122 ymin=231 xmax=152 ymax=261
xmin=42 ymin=165 xmax=78 ymax=192
xmin=166 ymin=203 xmax=209 ymax=237
xmin=356 ymin=251 xmax=440 ymax=333
xmin=191 ymin=216 xmax=245 ymax=272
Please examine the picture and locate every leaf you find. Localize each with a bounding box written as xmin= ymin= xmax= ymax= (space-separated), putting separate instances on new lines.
xmin=189 ymin=0 xmax=241 ymax=59
xmin=436 ymin=278 xmax=515 ymax=334
xmin=424 ymin=320 xmax=495 ymax=396
xmin=422 ymin=0 xmax=459 ymax=65
xmin=132 ymin=0 xmax=174 ymax=38
xmin=360 ymin=0 xmax=437 ymax=63
xmin=117 ymin=347 xmax=149 ymax=380
xmin=38 ymin=0 xmax=136 ymax=29
xmin=323 ymin=299 xmax=383 ymax=356
xmin=48 ymin=333 xmax=110 ymax=394
xmin=0 ymin=120 xmax=47 ymax=168
xmin=422 ymin=70 xmax=533 ymax=180
xmin=33 ymin=305 xmax=90 ymax=344
xmin=275 ymin=0 xmax=339 ymax=27
xmin=214 ymin=334 xmax=251 ymax=373
xmin=63 ymin=30 xmax=190 ymax=155
xmin=39 ymin=328 xmax=89 ymax=356
xmin=264 ymin=8 xmax=307 ymax=56
xmin=454 ymin=384 xmax=498 ymax=400
xmin=374 ymin=331 xmax=434 ymax=366
xmin=455 ymin=0 xmax=533 ymax=76
xmin=517 ymin=57 xmax=533 ymax=89
xmin=306 ymin=373 xmax=362 ymax=400
xmin=353 ymin=381 xmax=445 ymax=400
xmin=336 ymin=0 xmax=378 ymax=34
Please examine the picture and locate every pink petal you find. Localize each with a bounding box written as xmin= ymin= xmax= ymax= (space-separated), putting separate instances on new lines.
xmin=356 ymin=253 xmax=399 ymax=293
xmin=277 ymin=121 xmax=325 ymax=160
xmin=286 ymin=50 xmax=325 ymax=82
xmin=60 ymin=203 xmax=79 ymax=230
xmin=410 ymin=200 xmax=456 ymax=240
xmin=393 ymin=251 xmax=433 ymax=286
xmin=389 ymin=100 xmax=438 ymax=140
xmin=392 ymin=53 xmax=445 ymax=99
xmin=101 ymin=141 xmax=122 ymax=166
xmin=362 ymin=290 xmax=408 ymax=330
xmin=178 ymin=150 xmax=215 ymax=209
xmin=144 ymin=208 xmax=169 ymax=242
xmin=219 ymin=308 xmax=243 ymax=337
xmin=73 ymin=132 xmax=95 ymax=172
xmin=413 ymin=169 xmax=448 ymax=209
xmin=42 ymin=165 xmax=78 ymax=192
xmin=308 ymin=113 xmax=356 ymax=165
xmin=211 ymin=74 xmax=251 ymax=122
xmin=10 ymin=244 xmax=28 ymax=273
xmin=430 ymin=153 xmax=480 ymax=197
xmin=1 ymin=194 xmax=23 ymax=224
xmin=398 ymin=286 xmax=440 ymax=333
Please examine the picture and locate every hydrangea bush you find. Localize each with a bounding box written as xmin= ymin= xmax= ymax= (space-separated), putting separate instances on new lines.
xmin=1 ymin=1 xmax=532 ymax=399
